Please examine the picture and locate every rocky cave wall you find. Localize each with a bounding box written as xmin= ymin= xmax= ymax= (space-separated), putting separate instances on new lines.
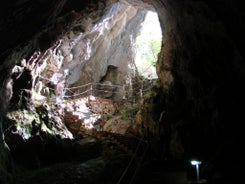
xmin=0 ymin=1 xmax=153 ymax=182
xmin=0 ymin=0 xmax=150 ymax=109
xmin=135 ymin=0 xmax=245 ymax=180
xmin=1 ymin=0 xmax=245 ymax=183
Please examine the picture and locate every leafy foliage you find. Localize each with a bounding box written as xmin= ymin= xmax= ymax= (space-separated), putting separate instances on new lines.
xmin=135 ymin=12 xmax=162 ymax=77
xmin=136 ymin=37 xmax=161 ymax=66
xmin=119 ymin=109 xmax=129 ymax=120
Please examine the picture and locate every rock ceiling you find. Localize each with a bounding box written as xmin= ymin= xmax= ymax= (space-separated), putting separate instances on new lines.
xmin=0 ymin=1 xmax=245 ymax=183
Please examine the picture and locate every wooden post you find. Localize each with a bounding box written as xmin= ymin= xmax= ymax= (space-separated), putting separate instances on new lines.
xmin=90 ymin=82 xmax=93 ymax=96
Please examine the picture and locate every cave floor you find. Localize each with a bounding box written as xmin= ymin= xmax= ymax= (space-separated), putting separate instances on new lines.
xmin=11 ymin=146 xmax=131 ymax=184
xmin=14 ymin=161 xmax=88 ymax=184
xmin=13 ymin=159 xmax=189 ymax=184
xmin=9 ymin=132 xmax=143 ymax=184
xmin=135 ymin=159 xmax=189 ymax=184
xmin=12 ymin=156 xmax=230 ymax=184
xmin=12 ymin=154 xmax=134 ymax=184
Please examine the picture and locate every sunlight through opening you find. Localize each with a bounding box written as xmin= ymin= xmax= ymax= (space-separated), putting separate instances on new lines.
xmin=135 ymin=11 xmax=162 ymax=79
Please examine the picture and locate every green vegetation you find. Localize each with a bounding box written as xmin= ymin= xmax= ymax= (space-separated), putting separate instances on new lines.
xmin=144 ymin=90 xmax=152 ymax=99
xmin=102 ymin=114 xmax=112 ymax=121
xmin=135 ymin=12 xmax=162 ymax=77
xmin=104 ymin=121 xmax=116 ymax=130
xmin=136 ymin=37 xmax=161 ymax=67
xmin=119 ymin=109 xmax=129 ymax=120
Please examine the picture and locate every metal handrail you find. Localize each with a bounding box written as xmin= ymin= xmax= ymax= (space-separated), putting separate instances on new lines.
xmin=129 ymin=142 xmax=149 ymax=184
xmin=36 ymin=78 xmax=154 ymax=105
xmin=116 ymin=139 xmax=143 ymax=184
xmin=64 ymin=88 xmax=92 ymax=98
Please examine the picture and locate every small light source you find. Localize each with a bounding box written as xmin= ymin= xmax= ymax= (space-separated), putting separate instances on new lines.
xmin=191 ymin=160 xmax=202 ymax=166
xmin=190 ymin=160 xmax=202 ymax=182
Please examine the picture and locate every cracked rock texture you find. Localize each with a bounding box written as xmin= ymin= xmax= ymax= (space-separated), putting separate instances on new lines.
xmin=0 ymin=0 xmax=245 ymax=183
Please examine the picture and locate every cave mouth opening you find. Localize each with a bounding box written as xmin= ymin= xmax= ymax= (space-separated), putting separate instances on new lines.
xmin=0 ymin=1 xmax=168 ymax=182
xmin=135 ymin=10 xmax=162 ymax=80
xmin=1 ymin=1 xmax=166 ymax=144
xmin=1 ymin=1 xmax=165 ymax=140
xmin=2 ymin=0 xmax=166 ymax=168
xmin=58 ymin=4 xmax=163 ymax=134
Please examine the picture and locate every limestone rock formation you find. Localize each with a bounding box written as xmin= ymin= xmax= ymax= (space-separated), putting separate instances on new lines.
xmin=0 ymin=0 xmax=245 ymax=183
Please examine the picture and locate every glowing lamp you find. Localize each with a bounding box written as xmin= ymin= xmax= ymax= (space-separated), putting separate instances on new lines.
xmin=191 ymin=160 xmax=202 ymax=166
xmin=190 ymin=160 xmax=202 ymax=182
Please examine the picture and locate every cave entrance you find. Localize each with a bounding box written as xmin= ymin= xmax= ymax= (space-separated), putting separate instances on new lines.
xmin=135 ymin=10 xmax=162 ymax=79
xmin=1 ymin=1 xmax=167 ymax=181
xmin=60 ymin=3 xmax=163 ymax=135
xmin=3 ymin=0 xmax=165 ymax=148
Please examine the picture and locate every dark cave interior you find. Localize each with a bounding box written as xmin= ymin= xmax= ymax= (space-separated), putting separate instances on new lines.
xmin=1 ymin=0 xmax=245 ymax=184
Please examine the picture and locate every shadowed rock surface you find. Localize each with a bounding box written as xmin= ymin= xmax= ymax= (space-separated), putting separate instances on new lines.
xmin=0 ymin=0 xmax=245 ymax=183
